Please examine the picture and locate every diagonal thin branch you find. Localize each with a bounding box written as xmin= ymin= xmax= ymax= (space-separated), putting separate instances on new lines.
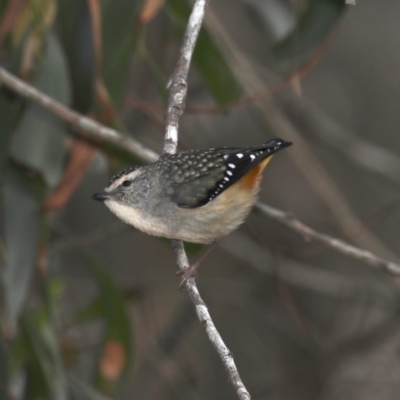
xmin=1 ymin=50 xmax=400 ymax=272
xmin=0 ymin=67 xmax=158 ymax=164
xmin=161 ymin=1 xmax=251 ymax=399
xmin=1 ymin=63 xmax=399 ymax=276
xmin=203 ymin=7 xmax=398 ymax=264
xmin=172 ymin=241 xmax=251 ymax=399
xmin=254 ymin=203 xmax=400 ymax=275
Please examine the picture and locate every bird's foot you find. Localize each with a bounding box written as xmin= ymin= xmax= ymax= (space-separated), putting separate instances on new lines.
xmin=177 ymin=262 xmax=200 ymax=289
xmin=176 ymin=239 xmax=221 ymax=289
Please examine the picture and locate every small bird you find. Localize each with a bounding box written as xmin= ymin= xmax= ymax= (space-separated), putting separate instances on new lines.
xmin=93 ymin=138 xmax=291 ymax=275
xmin=93 ymin=138 xmax=291 ymax=243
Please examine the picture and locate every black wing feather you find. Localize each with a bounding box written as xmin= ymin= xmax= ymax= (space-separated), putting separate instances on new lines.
xmin=171 ymin=139 xmax=291 ymax=208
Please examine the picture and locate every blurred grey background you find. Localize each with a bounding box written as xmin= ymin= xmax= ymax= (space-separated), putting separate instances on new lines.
xmin=64 ymin=1 xmax=400 ymax=399
xmin=2 ymin=0 xmax=400 ymax=399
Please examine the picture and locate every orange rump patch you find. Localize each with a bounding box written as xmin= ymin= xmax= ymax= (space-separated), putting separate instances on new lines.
xmin=239 ymin=156 xmax=273 ymax=190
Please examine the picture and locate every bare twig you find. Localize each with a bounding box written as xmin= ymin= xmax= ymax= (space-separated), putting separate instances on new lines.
xmin=203 ymin=8 xmax=398 ymax=263
xmin=1 ymin=42 xmax=400 ymax=273
xmin=126 ymin=27 xmax=338 ymax=116
xmin=161 ymin=1 xmax=251 ymax=399
xmin=1 ymin=54 xmax=400 ymax=276
xmin=172 ymin=241 xmax=251 ymax=400
xmin=0 ymin=67 xmax=158 ymax=164
xmin=254 ymin=203 xmax=400 ymax=275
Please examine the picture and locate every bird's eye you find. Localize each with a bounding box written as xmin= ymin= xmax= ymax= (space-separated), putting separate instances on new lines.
xmin=122 ymin=180 xmax=132 ymax=187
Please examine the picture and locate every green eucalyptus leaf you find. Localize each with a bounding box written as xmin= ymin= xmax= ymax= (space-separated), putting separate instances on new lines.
xmin=72 ymin=298 xmax=103 ymax=326
xmin=82 ymin=252 xmax=133 ymax=397
xmin=167 ymin=0 xmax=242 ymax=105
xmin=0 ymin=89 xmax=18 ymax=178
xmin=56 ymin=0 xmax=95 ymax=113
xmin=0 ymin=32 xmax=28 ymax=179
xmin=100 ymin=0 xmax=142 ymax=106
xmin=20 ymin=312 xmax=67 ymax=400
xmin=1 ymin=167 xmax=40 ymax=333
xmin=272 ymin=0 xmax=347 ymax=72
xmin=46 ymin=278 xmax=65 ymax=318
xmin=0 ymin=338 xmax=8 ymax=400
xmin=10 ymin=32 xmax=71 ymax=187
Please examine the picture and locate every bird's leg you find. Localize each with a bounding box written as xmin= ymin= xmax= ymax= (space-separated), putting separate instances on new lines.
xmin=179 ymin=238 xmax=221 ymax=286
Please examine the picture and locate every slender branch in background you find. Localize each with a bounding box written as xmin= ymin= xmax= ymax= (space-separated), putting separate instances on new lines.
xmin=1 ymin=60 xmax=400 ymax=275
xmin=203 ymin=7 xmax=399 ymax=264
xmin=126 ymin=27 xmax=339 ymax=117
xmin=254 ymin=203 xmax=400 ymax=275
xmin=293 ymin=101 xmax=400 ymax=187
xmin=0 ymin=67 xmax=158 ymax=164
xmin=161 ymin=1 xmax=251 ymax=399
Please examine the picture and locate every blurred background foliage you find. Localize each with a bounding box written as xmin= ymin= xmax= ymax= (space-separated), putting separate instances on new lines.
xmin=1 ymin=0 xmax=400 ymax=399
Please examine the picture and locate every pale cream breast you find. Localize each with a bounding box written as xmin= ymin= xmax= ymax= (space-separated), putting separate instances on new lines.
xmin=105 ymin=200 xmax=170 ymax=238
xmin=105 ymin=178 xmax=260 ymax=244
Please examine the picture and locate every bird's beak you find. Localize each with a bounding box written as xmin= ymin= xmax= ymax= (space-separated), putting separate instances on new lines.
xmin=92 ymin=191 xmax=112 ymax=201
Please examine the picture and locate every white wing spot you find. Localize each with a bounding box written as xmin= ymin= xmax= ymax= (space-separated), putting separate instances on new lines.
xmin=228 ymin=163 xmax=236 ymax=168
xmin=236 ymin=153 xmax=243 ymax=158
xmin=219 ymin=184 xmax=224 ymax=188
xmin=250 ymin=154 xmax=256 ymax=160
xmin=227 ymin=171 xmax=233 ymax=176
xmin=223 ymin=155 xmax=229 ymax=159
xmin=224 ymin=177 xmax=230 ymax=181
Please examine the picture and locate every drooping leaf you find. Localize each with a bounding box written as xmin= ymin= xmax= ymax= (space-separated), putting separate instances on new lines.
xmin=167 ymin=0 xmax=242 ymax=105
xmin=0 ymin=23 xmax=27 ymax=179
xmin=0 ymin=89 xmax=19 ymax=178
xmin=0 ymin=338 xmax=8 ymax=400
xmin=20 ymin=311 xmax=67 ymax=400
xmin=10 ymin=32 xmax=71 ymax=187
xmin=1 ymin=166 xmax=40 ymax=333
xmin=71 ymin=297 xmax=104 ymax=327
xmin=99 ymin=0 xmax=142 ymax=106
xmin=56 ymin=0 xmax=96 ymax=114
xmin=44 ymin=277 xmax=65 ymax=319
xmin=82 ymin=252 xmax=133 ymax=397
xmin=271 ymin=0 xmax=347 ymax=72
